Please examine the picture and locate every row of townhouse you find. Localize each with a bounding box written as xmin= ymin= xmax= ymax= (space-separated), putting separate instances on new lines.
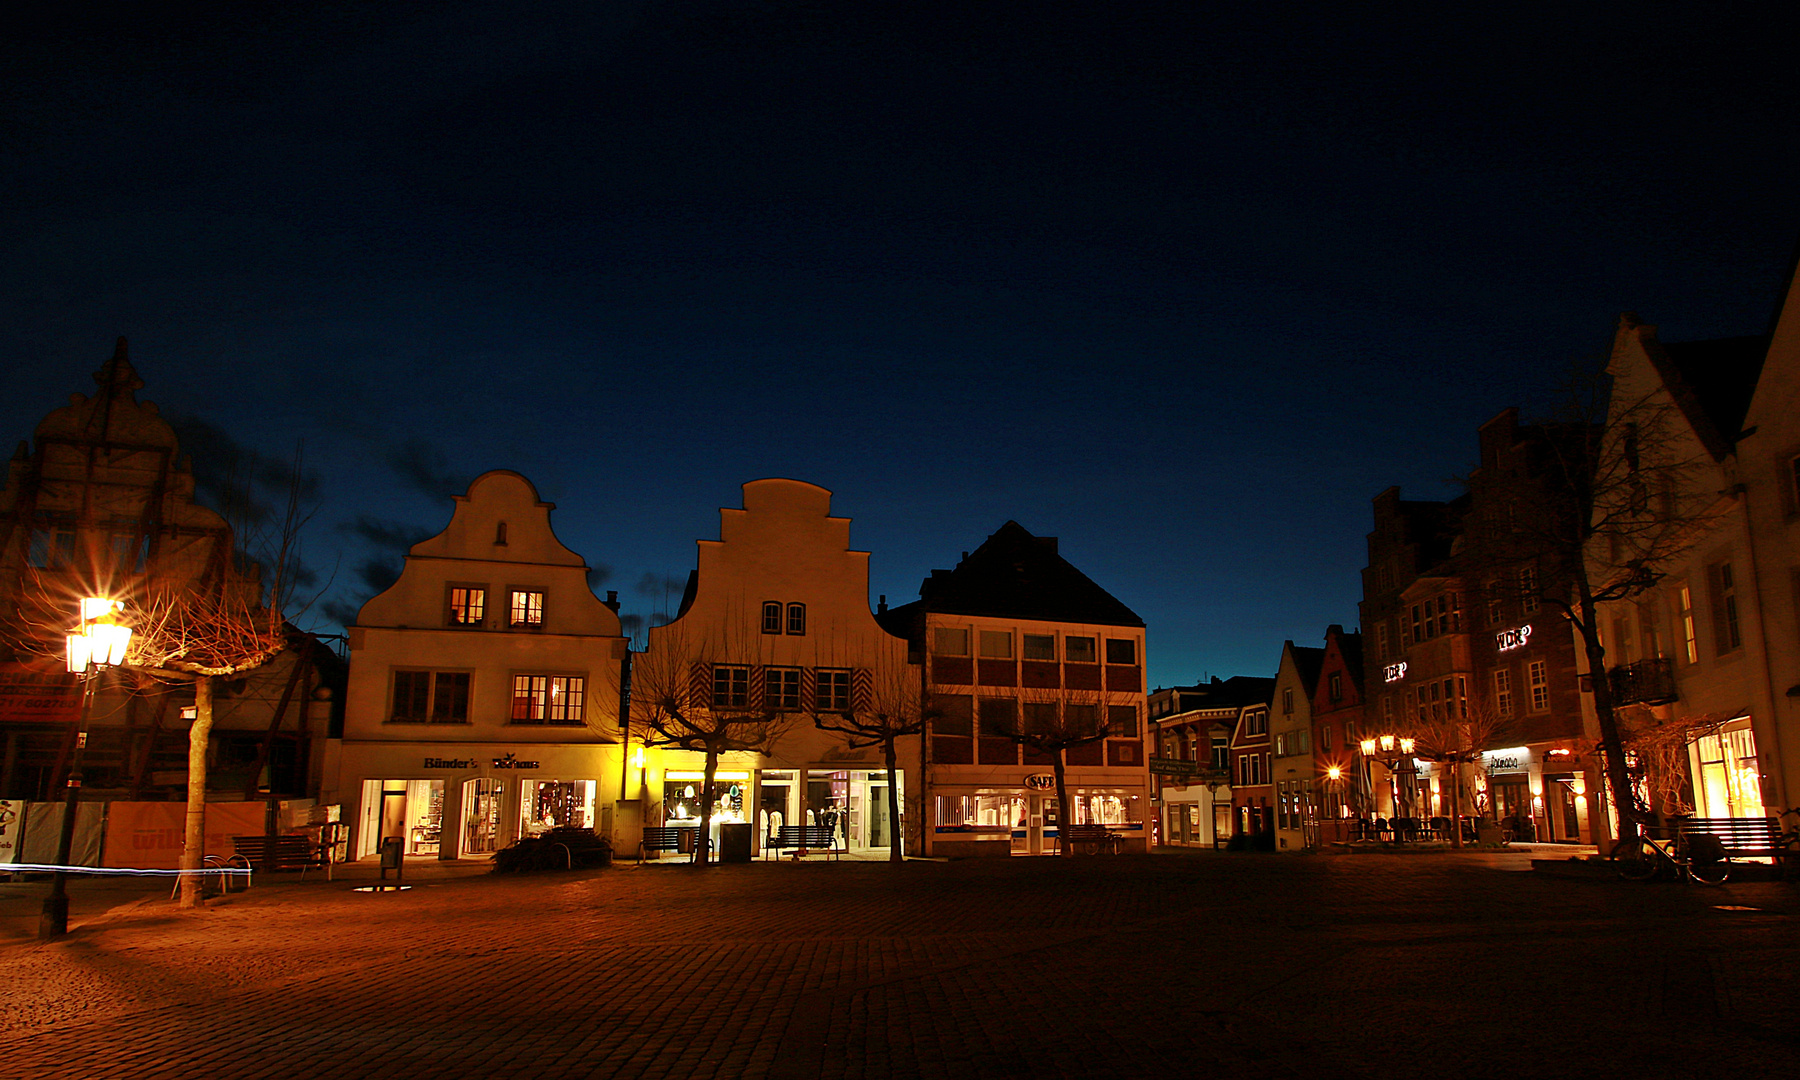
xmin=1153 ymin=263 xmax=1800 ymax=852
xmin=1 ymin=346 xmax=1151 ymax=865
xmin=329 ymin=474 xmax=1152 ymax=862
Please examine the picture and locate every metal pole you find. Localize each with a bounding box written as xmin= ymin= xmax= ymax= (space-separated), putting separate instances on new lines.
xmin=40 ymin=671 xmax=97 ymax=940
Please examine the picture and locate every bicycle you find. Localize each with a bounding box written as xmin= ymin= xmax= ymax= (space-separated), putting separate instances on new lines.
xmin=1613 ymin=825 xmax=1730 ymax=885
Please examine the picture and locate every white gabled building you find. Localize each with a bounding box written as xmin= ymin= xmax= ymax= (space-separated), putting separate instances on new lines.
xmin=327 ymin=470 xmax=628 ymax=862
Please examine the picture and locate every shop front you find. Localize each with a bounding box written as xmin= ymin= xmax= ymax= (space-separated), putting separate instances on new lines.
xmin=336 ymin=741 xmax=616 ymax=861
xmin=647 ymin=764 xmax=902 ymax=858
xmin=932 ymin=782 xmax=1147 ymax=855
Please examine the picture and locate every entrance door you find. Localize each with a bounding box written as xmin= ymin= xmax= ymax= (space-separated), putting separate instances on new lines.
xmin=461 ymin=779 xmax=503 ymax=856
xmin=867 ymin=782 xmax=890 ymax=847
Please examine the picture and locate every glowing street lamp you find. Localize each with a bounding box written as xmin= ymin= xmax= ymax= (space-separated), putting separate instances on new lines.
xmin=41 ymin=597 xmax=133 ymax=940
xmin=1362 ymin=732 xmax=1418 ymax=823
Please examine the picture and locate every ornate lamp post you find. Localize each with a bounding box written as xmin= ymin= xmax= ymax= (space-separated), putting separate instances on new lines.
xmin=40 ymin=597 xmax=132 ymax=940
xmin=1359 ymin=733 xmax=1416 ymax=822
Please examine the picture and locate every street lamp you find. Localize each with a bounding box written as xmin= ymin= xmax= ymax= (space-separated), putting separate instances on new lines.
xmin=1360 ymin=733 xmax=1416 ymax=822
xmin=40 ymin=597 xmax=132 ymax=940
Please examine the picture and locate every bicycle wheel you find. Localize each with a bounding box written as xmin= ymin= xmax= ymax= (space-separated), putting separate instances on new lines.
xmin=1684 ymin=834 xmax=1731 ymax=885
xmin=1615 ymin=836 xmax=1659 ymax=881
xmin=1687 ymin=854 xmax=1730 ymax=885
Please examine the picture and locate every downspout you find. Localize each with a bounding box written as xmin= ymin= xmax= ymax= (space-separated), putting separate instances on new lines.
xmin=1733 ymin=485 xmax=1789 ymax=811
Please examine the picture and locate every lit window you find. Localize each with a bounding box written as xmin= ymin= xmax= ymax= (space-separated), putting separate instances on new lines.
xmin=512 ymin=675 xmax=585 ymax=725
xmin=510 ymin=590 xmax=545 ymax=627
xmin=712 ymin=665 xmax=749 ymax=708
xmin=1677 ymin=583 xmax=1698 ymax=664
xmin=449 ymin=586 xmax=486 ymax=627
xmin=786 ymin=603 xmax=806 ymax=636
xmin=762 ymin=602 xmax=782 ymax=634
xmin=817 ymin=669 xmax=852 ymax=711
xmin=765 ymin=667 xmax=802 ymax=710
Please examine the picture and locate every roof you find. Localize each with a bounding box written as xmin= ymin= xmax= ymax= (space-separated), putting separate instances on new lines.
xmin=1287 ymin=643 xmax=1325 ymax=696
xmin=1153 ymin=675 xmax=1274 ymax=715
xmin=907 ymin=520 xmax=1144 ymax=628
xmin=1652 ymin=335 xmax=1767 ymax=461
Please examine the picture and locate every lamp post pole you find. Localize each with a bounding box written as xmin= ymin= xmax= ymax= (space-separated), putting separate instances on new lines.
xmin=39 ymin=670 xmax=98 ymax=940
xmin=39 ymin=598 xmax=131 ymax=941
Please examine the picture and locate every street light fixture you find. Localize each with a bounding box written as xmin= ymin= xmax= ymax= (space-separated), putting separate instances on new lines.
xmin=1360 ymin=732 xmax=1417 ymax=822
xmin=41 ymin=597 xmax=132 ymax=940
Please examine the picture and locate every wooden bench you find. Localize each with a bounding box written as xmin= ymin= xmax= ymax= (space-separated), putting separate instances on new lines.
xmin=638 ymin=826 xmax=703 ymax=862
xmin=1060 ymin=824 xmax=1122 ymax=855
xmin=767 ymin=824 xmax=840 ymax=859
xmin=1678 ymin=817 xmax=1787 ymax=863
xmin=231 ymin=834 xmax=328 ymax=879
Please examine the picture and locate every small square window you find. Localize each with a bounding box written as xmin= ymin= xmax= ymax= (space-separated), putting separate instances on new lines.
xmin=1022 ymin=634 xmax=1056 ymax=661
xmin=448 ymin=586 xmax=486 ymax=627
xmin=510 ymin=590 xmax=545 ymax=627
xmin=762 ymin=602 xmax=783 ymax=634
xmin=978 ymin=631 xmax=1012 ymax=659
xmin=786 ymin=603 xmax=806 ymax=635
xmin=1064 ymin=636 xmax=1096 ymax=663
xmin=1105 ymin=639 xmax=1136 ymax=665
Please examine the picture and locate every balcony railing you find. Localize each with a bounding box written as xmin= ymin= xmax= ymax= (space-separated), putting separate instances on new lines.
xmin=1609 ymin=658 xmax=1677 ymax=706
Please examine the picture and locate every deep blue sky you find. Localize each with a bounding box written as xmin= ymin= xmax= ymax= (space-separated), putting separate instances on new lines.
xmin=4 ymin=2 xmax=1796 ymax=689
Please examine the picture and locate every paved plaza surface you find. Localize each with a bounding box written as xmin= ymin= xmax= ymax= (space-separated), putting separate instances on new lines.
xmin=3 ymin=851 xmax=1797 ymax=1079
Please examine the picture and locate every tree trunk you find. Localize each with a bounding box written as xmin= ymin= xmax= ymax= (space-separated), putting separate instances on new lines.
xmin=178 ymin=677 xmax=212 ymax=909
xmin=884 ymin=736 xmax=903 ymax=864
xmin=1052 ymin=750 xmax=1071 ymax=857
xmin=695 ymin=747 xmax=717 ymax=867
xmin=1574 ymin=576 xmax=1635 ymax=848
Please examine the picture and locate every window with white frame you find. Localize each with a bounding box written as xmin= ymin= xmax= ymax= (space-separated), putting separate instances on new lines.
xmin=1493 ymin=667 xmax=1513 ymax=717
xmin=1677 ymin=583 xmax=1698 ymax=663
xmin=1709 ymin=560 xmax=1742 ymax=654
xmin=713 ymin=665 xmax=749 ymax=708
xmin=509 ymin=589 xmax=545 ymax=627
xmin=1528 ymin=660 xmax=1550 ymax=712
xmin=511 ymin=675 xmax=585 ymax=725
xmin=817 ymin=669 xmax=852 ymax=711
xmin=448 ymin=585 xmax=486 ymax=627
xmin=765 ymin=667 xmax=801 ymax=710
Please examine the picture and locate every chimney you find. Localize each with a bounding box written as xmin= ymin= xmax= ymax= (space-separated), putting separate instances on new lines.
xmin=604 ymin=590 xmax=620 ymax=612
xmin=877 ymin=594 xmax=887 ymax=614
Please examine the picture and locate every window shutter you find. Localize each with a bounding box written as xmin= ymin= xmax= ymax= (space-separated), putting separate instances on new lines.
xmin=801 ymin=667 xmax=817 ymax=711
xmin=689 ymin=662 xmax=710 ymax=710
xmin=749 ymin=665 xmax=765 ymax=711
xmin=852 ymin=667 xmax=873 ymax=711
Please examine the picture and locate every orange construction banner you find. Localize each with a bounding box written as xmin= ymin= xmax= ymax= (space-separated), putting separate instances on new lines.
xmin=102 ymin=801 xmax=269 ymax=870
xmin=0 ymin=659 xmax=80 ymax=724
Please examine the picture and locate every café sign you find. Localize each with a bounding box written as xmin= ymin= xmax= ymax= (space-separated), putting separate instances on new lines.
xmin=1023 ymin=774 xmax=1057 ymax=791
xmin=492 ymin=753 xmax=540 ymax=770
xmin=1383 ymin=662 xmax=1407 ymax=683
xmin=1495 ymin=625 xmax=1532 ymax=652
xmin=1482 ymin=747 xmax=1530 ymax=774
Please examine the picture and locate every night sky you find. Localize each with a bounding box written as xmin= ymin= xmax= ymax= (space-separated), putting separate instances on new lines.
xmin=4 ymin=2 xmax=1796 ymax=689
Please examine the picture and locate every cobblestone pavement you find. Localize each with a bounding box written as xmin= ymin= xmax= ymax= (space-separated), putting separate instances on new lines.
xmin=2 ymin=852 xmax=1797 ymax=1079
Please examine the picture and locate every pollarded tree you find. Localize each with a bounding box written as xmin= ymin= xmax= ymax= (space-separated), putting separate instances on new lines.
xmin=1398 ymin=693 xmax=1519 ymax=849
xmin=809 ymin=655 xmax=930 ymax=864
xmin=630 ymin=624 xmax=794 ymax=867
xmin=989 ymin=683 xmax=1136 ymax=855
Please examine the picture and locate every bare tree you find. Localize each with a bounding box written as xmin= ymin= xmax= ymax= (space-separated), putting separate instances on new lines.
xmin=1615 ymin=707 xmax=1732 ymax=819
xmin=1399 ymin=694 xmax=1518 ymax=849
xmin=810 ymin=655 xmax=930 ymax=864
xmin=631 ymin=624 xmax=794 ymax=866
xmin=1458 ymin=369 xmax=1722 ymax=839
xmin=987 ymin=683 xmax=1134 ymax=856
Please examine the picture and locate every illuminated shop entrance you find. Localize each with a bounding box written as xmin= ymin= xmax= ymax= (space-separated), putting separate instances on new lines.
xmin=357 ymin=779 xmax=444 ymax=859
xmin=461 ymin=778 xmax=504 ymax=856
xmin=803 ymin=769 xmax=899 ymax=853
xmin=1691 ymin=724 xmax=1766 ymax=819
xmin=935 ymin=788 xmax=1143 ymax=855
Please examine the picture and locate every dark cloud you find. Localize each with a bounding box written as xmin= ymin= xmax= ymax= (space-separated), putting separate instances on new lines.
xmin=168 ymin=413 xmax=323 ymax=527
xmin=354 ymin=555 xmax=404 ymax=597
xmin=385 ymin=438 xmax=467 ymax=501
xmin=634 ymin=572 xmax=686 ymax=598
xmin=586 ymin=565 xmax=612 ymax=592
xmin=341 ymin=516 xmax=434 ymax=553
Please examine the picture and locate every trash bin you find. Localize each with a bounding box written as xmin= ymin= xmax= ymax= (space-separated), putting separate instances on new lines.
xmin=719 ymin=822 xmax=752 ymax=863
xmin=677 ymin=828 xmax=696 ymax=855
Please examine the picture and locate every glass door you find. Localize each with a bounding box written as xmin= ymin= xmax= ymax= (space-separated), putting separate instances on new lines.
xmin=461 ymin=778 xmax=503 ymax=856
